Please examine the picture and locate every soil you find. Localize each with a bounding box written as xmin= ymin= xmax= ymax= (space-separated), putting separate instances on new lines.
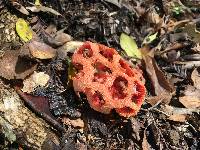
xmin=0 ymin=0 xmax=199 ymax=150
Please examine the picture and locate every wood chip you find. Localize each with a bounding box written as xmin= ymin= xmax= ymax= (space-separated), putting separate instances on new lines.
xmin=22 ymin=72 xmax=50 ymax=93
xmin=191 ymin=69 xmax=200 ymax=89
xmin=62 ymin=117 xmax=84 ymax=128
xmin=142 ymin=130 xmax=151 ymax=150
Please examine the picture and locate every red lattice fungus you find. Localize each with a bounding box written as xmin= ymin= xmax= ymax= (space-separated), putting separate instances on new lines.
xmin=72 ymin=41 xmax=146 ymax=117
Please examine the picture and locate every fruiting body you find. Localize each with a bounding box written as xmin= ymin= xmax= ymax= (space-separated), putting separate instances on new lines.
xmin=72 ymin=41 xmax=145 ymax=117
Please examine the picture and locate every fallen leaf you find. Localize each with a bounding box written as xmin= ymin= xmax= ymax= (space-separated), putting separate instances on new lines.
xmin=120 ymin=33 xmax=142 ymax=59
xmin=161 ymin=104 xmax=199 ymax=115
xmin=57 ymin=41 xmax=83 ymax=59
xmin=141 ymin=46 xmax=174 ymax=105
xmin=28 ymin=40 xmax=57 ymax=59
xmin=179 ymin=96 xmax=200 ymax=109
xmin=142 ymin=32 xmax=158 ymax=45
xmin=147 ymin=9 xmax=162 ymax=25
xmin=143 ymin=53 xmax=174 ymax=95
xmin=54 ymin=33 xmax=72 ymax=45
xmin=62 ymin=117 xmax=84 ymax=128
xmin=16 ymin=88 xmax=65 ymax=132
xmin=22 ymin=72 xmax=50 ymax=93
xmin=146 ymin=92 xmax=172 ymax=106
xmin=104 ymin=0 xmax=122 ymax=8
xmin=168 ymin=114 xmax=187 ymax=122
xmin=12 ymin=2 xmax=29 ymax=15
xmin=26 ymin=5 xmax=61 ymax=16
xmin=16 ymin=18 xmax=33 ymax=42
xmin=42 ymin=31 xmax=72 ymax=47
xmin=0 ymin=50 xmax=37 ymax=80
xmin=178 ymin=85 xmax=200 ymax=109
xmin=45 ymin=24 xmax=57 ymax=35
xmin=35 ymin=0 xmax=41 ymax=6
xmin=191 ymin=69 xmax=200 ymax=89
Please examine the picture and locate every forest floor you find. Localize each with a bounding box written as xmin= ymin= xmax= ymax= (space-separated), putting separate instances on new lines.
xmin=0 ymin=0 xmax=199 ymax=149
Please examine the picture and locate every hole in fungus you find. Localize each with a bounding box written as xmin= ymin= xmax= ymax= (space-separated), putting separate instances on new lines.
xmin=77 ymin=44 xmax=93 ymax=58
xmin=73 ymin=63 xmax=83 ymax=73
xmin=119 ymin=59 xmax=134 ymax=77
xmin=111 ymin=76 xmax=128 ymax=99
xmin=93 ymin=62 xmax=112 ymax=74
xmin=92 ymin=91 xmax=105 ymax=106
xmin=132 ymin=81 xmax=145 ymax=104
xmin=99 ymin=45 xmax=115 ymax=61
xmin=93 ymin=73 xmax=107 ymax=83
xmin=131 ymin=94 xmax=139 ymax=104
xmin=116 ymin=107 xmax=135 ymax=115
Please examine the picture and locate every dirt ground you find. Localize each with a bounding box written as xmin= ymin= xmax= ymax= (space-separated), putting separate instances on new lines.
xmin=0 ymin=0 xmax=199 ymax=150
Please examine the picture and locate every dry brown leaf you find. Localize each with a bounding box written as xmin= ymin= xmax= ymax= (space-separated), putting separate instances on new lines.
xmin=143 ymin=55 xmax=174 ymax=95
xmin=179 ymin=96 xmax=200 ymax=109
xmin=28 ymin=40 xmax=57 ymax=59
xmin=42 ymin=31 xmax=72 ymax=47
xmin=191 ymin=69 xmax=200 ymax=89
xmin=26 ymin=6 xmax=61 ymax=16
xmin=161 ymin=104 xmax=199 ymax=115
xmin=0 ymin=50 xmax=37 ymax=80
xmin=142 ymin=46 xmax=174 ymax=95
xmin=54 ymin=33 xmax=72 ymax=45
xmin=62 ymin=117 xmax=84 ymax=128
xmin=179 ymin=85 xmax=200 ymax=109
xmin=45 ymin=24 xmax=57 ymax=34
xmin=146 ymin=92 xmax=172 ymax=106
xmin=168 ymin=114 xmax=187 ymax=122
xmin=147 ymin=9 xmax=162 ymax=25
xmin=12 ymin=2 xmax=29 ymax=15
xmin=22 ymin=72 xmax=50 ymax=93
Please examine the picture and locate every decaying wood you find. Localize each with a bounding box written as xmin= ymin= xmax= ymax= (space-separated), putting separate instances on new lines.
xmin=0 ymin=80 xmax=60 ymax=149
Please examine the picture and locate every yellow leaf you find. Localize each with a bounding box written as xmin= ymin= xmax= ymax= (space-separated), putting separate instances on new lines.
xmin=35 ymin=0 xmax=41 ymax=6
xmin=16 ymin=18 xmax=33 ymax=42
xmin=120 ymin=33 xmax=141 ymax=59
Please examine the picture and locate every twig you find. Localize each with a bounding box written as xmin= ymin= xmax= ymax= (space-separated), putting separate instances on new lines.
xmin=174 ymin=61 xmax=200 ymax=69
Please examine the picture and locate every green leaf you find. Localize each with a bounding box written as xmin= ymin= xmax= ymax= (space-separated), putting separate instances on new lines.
xmin=142 ymin=32 xmax=158 ymax=45
xmin=120 ymin=33 xmax=141 ymax=59
xmin=16 ymin=18 xmax=33 ymax=42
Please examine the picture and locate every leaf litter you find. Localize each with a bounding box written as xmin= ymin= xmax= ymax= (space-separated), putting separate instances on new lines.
xmin=0 ymin=0 xmax=200 ymax=149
